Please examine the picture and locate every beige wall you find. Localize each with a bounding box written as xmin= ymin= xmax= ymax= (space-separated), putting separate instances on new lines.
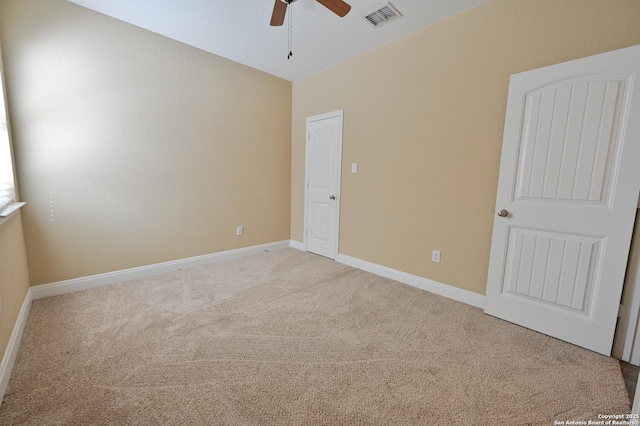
xmin=0 ymin=212 xmax=30 ymax=359
xmin=291 ymin=0 xmax=640 ymax=295
xmin=0 ymin=0 xmax=292 ymax=285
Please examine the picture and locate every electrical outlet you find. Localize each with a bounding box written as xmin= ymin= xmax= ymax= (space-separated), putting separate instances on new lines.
xmin=236 ymin=226 xmax=243 ymax=236
xmin=432 ymin=250 xmax=441 ymax=263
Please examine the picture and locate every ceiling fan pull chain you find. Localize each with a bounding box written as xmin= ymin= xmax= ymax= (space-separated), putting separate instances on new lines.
xmin=287 ymin=0 xmax=293 ymax=59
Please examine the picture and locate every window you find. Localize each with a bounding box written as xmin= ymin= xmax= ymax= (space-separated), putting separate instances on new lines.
xmin=0 ymin=46 xmax=20 ymax=218
xmin=0 ymin=108 xmax=15 ymax=212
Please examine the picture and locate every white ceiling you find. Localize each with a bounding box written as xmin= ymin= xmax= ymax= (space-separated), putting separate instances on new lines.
xmin=66 ymin=0 xmax=490 ymax=82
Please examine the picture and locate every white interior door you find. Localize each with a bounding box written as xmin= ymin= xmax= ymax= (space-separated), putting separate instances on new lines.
xmin=305 ymin=110 xmax=343 ymax=259
xmin=485 ymin=44 xmax=640 ymax=355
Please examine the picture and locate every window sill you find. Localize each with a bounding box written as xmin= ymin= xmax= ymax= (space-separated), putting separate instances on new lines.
xmin=0 ymin=202 xmax=26 ymax=226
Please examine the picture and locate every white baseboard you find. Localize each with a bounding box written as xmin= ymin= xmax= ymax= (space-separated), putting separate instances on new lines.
xmin=30 ymin=240 xmax=291 ymax=300
xmin=336 ymin=253 xmax=486 ymax=309
xmin=289 ymin=240 xmax=305 ymax=251
xmin=0 ymin=287 xmax=33 ymax=408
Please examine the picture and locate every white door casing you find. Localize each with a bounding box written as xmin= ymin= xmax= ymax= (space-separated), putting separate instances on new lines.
xmin=304 ymin=110 xmax=343 ymax=259
xmin=613 ymin=200 xmax=640 ymax=365
xmin=485 ymin=44 xmax=640 ymax=355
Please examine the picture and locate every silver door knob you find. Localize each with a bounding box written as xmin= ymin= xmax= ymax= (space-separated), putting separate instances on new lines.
xmin=497 ymin=209 xmax=509 ymax=217
xmin=329 ymin=195 xmax=336 ymax=200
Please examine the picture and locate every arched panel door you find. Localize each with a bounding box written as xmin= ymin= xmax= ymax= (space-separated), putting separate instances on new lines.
xmin=485 ymin=45 xmax=640 ymax=355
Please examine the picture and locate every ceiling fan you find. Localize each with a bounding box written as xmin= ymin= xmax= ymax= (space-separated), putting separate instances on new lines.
xmin=270 ymin=0 xmax=352 ymax=26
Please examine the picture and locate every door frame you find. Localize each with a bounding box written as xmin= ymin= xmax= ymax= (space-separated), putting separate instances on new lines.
xmin=303 ymin=109 xmax=344 ymax=259
xmin=613 ymin=198 xmax=640 ymax=364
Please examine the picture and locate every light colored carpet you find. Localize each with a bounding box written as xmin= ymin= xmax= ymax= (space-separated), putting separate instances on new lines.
xmin=0 ymin=248 xmax=630 ymax=425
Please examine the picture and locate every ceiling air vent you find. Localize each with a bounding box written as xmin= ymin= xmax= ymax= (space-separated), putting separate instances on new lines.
xmin=364 ymin=3 xmax=402 ymax=27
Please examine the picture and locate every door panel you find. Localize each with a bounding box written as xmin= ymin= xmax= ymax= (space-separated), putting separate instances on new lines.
xmin=503 ymin=228 xmax=600 ymax=314
xmin=485 ymin=44 xmax=640 ymax=355
xmin=515 ymin=77 xmax=624 ymax=205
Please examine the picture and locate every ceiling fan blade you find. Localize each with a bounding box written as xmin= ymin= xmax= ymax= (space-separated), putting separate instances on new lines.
xmin=316 ymin=0 xmax=351 ymax=17
xmin=270 ymin=0 xmax=288 ymax=26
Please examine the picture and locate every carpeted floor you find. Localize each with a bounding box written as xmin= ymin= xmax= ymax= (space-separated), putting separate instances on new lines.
xmin=0 ymin=249 xmax=631 ymax=425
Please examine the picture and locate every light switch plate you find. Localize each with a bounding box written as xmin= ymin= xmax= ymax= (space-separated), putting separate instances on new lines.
xmin=351 ymin=163 xmax=358 ymax=173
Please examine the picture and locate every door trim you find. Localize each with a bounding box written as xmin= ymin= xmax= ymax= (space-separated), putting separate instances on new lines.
xmin=303 ymin=109 xmax=344 ymax=259
xmin=614 ymin=201 xmax=640 ymax=364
